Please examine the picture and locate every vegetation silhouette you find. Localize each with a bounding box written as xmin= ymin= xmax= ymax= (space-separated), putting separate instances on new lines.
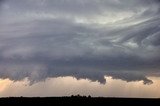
xmin=0 ymin=95 xmax=160 ymax=105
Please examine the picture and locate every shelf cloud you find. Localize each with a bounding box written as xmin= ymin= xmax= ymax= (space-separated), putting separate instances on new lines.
xmin=0 ymin=0 xmax=160 ymax=84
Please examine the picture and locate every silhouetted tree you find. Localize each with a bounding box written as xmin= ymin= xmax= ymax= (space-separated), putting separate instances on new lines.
xmin=88 ymin=95 xmax=91 ymax=98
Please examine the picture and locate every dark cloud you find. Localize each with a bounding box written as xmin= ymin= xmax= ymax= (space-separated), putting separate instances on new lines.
xmin=0 ymin=0 xmax=160 ymax=85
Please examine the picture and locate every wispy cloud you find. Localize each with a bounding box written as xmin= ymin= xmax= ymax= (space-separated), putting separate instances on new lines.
xmin=0 ymin=0 xmax=160 ymax=84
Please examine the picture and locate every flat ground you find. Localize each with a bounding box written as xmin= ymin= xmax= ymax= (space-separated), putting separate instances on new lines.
xmin=0 ymin=97 xmax=160 ymax=105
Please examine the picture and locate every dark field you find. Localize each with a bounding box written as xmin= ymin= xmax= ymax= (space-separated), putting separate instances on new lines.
xmin=0 ymin=97 xmax=160 ymax=105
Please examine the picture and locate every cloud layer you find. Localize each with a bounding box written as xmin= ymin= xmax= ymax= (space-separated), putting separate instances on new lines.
xmin=0 ymin=0 xmax=160 ymax=84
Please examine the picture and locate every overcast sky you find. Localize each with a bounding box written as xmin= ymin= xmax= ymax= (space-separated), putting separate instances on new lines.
xmin=0 ymin=0 xmax=160 ymax=85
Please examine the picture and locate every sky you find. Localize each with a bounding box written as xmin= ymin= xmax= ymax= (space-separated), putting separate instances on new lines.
xmin=0 ymin=0 xmax=160 ymax=97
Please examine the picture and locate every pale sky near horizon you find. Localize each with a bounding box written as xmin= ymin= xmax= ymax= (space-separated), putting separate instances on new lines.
xmin=0 ymin=0 xmax=160 ymax=97
xmin=0 ymin=76 xmax=160 ymax=98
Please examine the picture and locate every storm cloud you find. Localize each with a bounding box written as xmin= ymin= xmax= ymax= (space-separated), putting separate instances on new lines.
xmin=0 ymin=0 xmax=160 ymax=84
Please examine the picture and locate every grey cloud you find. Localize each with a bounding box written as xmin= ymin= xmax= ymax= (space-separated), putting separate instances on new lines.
xmin=106 ymin=71 xmax=153 ymax=85
xmin=0 ymin=0 xmax=160 ymax=85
